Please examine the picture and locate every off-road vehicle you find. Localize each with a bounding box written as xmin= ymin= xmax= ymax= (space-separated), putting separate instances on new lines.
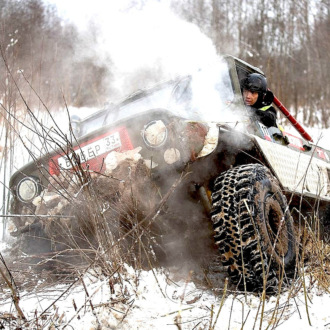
xmin=8 ymin=55 xmax=330 ymax=291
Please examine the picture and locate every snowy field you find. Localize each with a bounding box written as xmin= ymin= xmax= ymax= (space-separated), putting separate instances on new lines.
xmin=0 ymin=106 xmax=329 ymax=329
xmin=0 ymin=124 xmax=329 ymax=329
xmin=0 ymin=263 xmax=329 ymax=329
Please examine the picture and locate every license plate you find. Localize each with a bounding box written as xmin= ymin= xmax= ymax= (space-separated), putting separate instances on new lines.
xmin=58 ymin=131 xmax=122 ymax=169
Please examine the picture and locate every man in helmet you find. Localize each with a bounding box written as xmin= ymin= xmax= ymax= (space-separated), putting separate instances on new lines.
xmin=241 ymin=73 xmax=277 ymax=127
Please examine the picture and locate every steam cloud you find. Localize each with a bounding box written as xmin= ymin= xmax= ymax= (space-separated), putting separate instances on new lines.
xmin=50 ymin=0 xmax=223 ymax=100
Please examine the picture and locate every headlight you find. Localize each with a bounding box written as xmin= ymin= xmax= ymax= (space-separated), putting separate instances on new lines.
xmin=164 ymin=148 xmax=181 ymax=164
xmin=142 ymin=120 xmax=168 ymax=148
xmin=17 ymin=177 xmax=40 ymax=203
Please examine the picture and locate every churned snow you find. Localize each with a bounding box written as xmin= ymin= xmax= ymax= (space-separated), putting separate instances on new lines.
xmin=1 ymin=263 xmax=329 ymax=329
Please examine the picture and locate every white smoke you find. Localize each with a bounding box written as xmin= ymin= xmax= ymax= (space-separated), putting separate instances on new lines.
xmin=47 ymin=0 xmax=222 ymax=98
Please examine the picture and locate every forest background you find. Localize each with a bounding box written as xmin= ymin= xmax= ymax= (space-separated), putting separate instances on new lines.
xmin=0 ymin=0 xmax=329 ymax=127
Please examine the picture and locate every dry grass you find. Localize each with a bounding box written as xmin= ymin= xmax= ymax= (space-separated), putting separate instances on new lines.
xmin=302 ymin=221 xmax=330 ymax=293
xmin=2 ymin=158 xmax=330 ymax=329
xmin=0 ymin=59 xmax=329 ymax=328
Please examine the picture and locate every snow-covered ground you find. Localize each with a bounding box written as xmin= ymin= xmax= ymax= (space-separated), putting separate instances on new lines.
xmin=1 ymin=123 xmax=329 ymax=329
xmin=1 ymin=263 xmax=329 ymax=330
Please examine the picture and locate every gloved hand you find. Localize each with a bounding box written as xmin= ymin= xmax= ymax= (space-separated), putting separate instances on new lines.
xmin=255 ymin=109 xmax=277 ymax=127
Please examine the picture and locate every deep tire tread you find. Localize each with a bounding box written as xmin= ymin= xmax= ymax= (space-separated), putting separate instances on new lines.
xmin=211 ymin=164 xmax=296 ymax=291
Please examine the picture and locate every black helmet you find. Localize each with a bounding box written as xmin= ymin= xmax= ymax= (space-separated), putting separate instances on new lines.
xmin=241 ymin=73 xmax=267 ymax=94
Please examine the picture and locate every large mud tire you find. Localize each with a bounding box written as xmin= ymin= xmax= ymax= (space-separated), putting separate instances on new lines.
xmin=211 ymin=164 xmax=296 ymax=291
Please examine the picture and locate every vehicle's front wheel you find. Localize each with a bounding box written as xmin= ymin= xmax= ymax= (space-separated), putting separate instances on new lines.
xmin=211 ymin=164 xmax=296 ymax=291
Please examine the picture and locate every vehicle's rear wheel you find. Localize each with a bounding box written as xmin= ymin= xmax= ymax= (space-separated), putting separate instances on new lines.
xmin=211 ymin=164 xmax=296 ymax=291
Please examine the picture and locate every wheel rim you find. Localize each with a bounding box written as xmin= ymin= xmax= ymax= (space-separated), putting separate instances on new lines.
xmin=264 ymin=194 xmax=289 ymax=258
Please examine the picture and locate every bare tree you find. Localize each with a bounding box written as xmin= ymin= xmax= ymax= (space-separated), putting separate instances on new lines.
xmin=0 ymin=0 xmax=112 ymax=110
xmin=173 ymin=0 xmax=330 ymax=128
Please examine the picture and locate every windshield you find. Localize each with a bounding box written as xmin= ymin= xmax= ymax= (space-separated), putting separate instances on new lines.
xmin=184 ymin=61 xmax=235 ymax=122
xmin=79 ymin=60 xmax=234 ymax=137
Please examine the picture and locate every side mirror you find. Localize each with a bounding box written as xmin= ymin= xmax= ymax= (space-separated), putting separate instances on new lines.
xmin=70 ymin=114 xmax=81 ymax=137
